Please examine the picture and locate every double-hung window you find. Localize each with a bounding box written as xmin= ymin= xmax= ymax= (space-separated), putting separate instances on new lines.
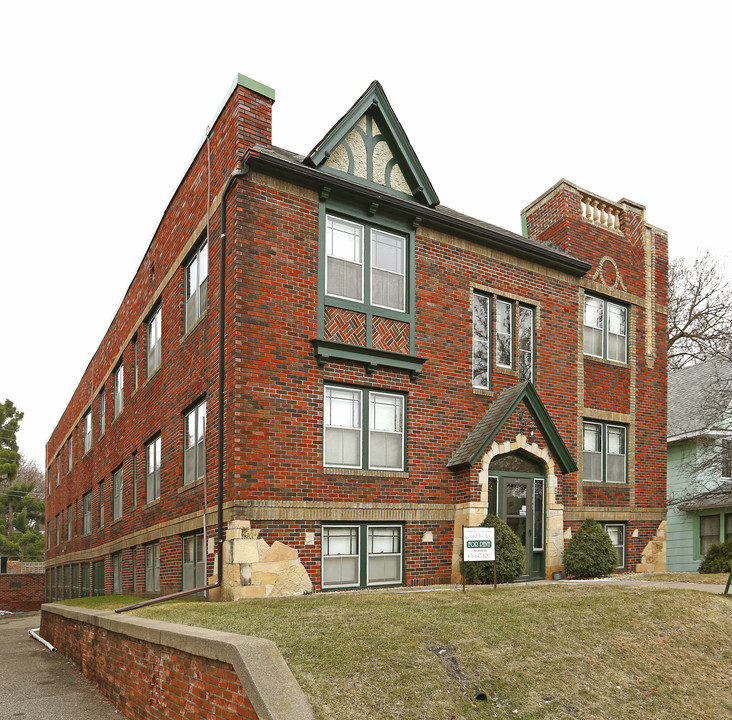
xmin=67 ymin=436 xmax=73 ymax=472
xmin=584 ymin=295 xmax=627 ymax=362
xmin=67 ymin=504 xmax=72 ymax=540
xmin=700 ymin=515 xmax=720 ymax=556
xmin=99 ymin=480 xmax=105 ymax=527
xmin=323 ymin=386 xmax=404 ymax=471
xmin=325 ymin=215 xmax=406 ymax=312
xmin=99 ymin=389 xmax=106 ymax=435
xmin=146 ymin=435 xmax=161 ymax=502
xmin=184 ymin=400 xmax=206 ymax=486
xmin=182 ymin=533 xmax=205 ymax=590
xmin=186 ymin=239 xmax=208 ymax=329
xmin=147 ymin=306 xmax=162 ymax=377
xmin=113 ymin=365 xmax=124 ymax=418
xmin=583 ymin=421 xmax=627 ymax=483
xmin=112 ymin=552 xmax=122 ymax=594
xmin=83 ymin=411 xmax=92 ymax=453
xmin=112 ymin=465 xmax=123 ymax=520
xmin=322 ymin=524 xmax=403 ymax=589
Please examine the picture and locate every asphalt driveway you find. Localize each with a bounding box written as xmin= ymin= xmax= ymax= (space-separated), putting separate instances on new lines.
xmin=0 ymin=612 xmax=121 ymax=720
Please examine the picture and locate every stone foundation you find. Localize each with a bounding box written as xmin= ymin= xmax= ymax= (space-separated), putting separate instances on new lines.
xmin=635 ymin=520 xmax=667 ymax=573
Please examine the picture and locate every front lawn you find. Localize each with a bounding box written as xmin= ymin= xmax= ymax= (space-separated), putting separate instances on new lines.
xmin=64 ymin=582 xmax=731 ymax=719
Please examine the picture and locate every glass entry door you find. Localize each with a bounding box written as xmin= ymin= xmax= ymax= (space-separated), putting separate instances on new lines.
xmin=502 ymin=477 xmax=531 ymax=578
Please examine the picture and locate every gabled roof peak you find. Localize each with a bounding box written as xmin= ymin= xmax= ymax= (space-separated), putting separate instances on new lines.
xmin=305 ymin=81 xmax=439 ymax=207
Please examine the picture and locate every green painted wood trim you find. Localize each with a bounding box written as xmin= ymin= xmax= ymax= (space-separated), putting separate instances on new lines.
xmin=311 ymin=339 xmax=426 ymax=378
xmin=466 ymin=382 xmax=578 ymax=474
xmin=234 ymin=73 xmax=276 ymax=101
xmin=307 ymin=81 xmax=439 ymax=207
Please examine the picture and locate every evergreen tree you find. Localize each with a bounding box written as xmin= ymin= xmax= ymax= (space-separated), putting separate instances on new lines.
xmin=0 ymin=482 xmax=45 ymax=561
xmin=0 ymin=399 xmax=23 ymax=485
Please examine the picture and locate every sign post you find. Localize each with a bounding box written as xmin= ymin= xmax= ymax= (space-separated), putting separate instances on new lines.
xmin=462 ymin=526 xmax=497 ymax=590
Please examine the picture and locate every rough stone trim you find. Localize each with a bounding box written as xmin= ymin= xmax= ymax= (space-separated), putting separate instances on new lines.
xmin=42 ymin=603 xmax=314 ymax=720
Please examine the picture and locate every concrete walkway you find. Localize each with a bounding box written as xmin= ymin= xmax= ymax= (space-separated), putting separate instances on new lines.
xmin=0 ymin=612 xmax=121 ymax=719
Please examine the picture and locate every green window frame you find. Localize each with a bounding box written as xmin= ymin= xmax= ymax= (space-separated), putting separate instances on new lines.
xmin=583 ymin=295 xmax=627 ymax=363
xmin=81 ymin=563 xmax=90 ymax=598
xmin=583 ymin=421 xmax=627 ymax=483
xmin=145 ymin=541 xmax=160 ymax=593
xmin=92 ymin=560 xmax=104 ymax=596
xmin=321 ymin=523 xmax=404 ymax=590
xmin=112 ymin=552 xmax=122 ymax=594
xmin=182 ymin=532 xmax=205 ymax=590
xmin=323 ymin=385 xmax=405 ymax=471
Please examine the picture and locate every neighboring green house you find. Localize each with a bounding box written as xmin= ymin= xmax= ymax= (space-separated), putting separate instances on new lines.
xmin=667 ymin=358 xmax=732 ymax=571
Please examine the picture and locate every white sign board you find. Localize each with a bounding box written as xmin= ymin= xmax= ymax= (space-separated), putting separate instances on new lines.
xmin=463 ymin=526 xmax=496 ymax=562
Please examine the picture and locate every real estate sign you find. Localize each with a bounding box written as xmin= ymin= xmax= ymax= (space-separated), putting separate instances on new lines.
xmin=463 ymin=526 xmax=495 ymax=562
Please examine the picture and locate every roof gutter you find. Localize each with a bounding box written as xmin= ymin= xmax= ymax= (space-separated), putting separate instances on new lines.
xmin=244 ymin=149 xmax=591 ymax=277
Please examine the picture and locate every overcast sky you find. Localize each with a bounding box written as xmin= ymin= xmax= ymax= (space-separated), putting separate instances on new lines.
xmin=2 ymin=1 xmax=730 ymax=468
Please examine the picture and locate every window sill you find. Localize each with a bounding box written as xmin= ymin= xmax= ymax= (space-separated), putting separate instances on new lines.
xmin=323 ymin=467 xmax=409 ymax=478
xmin=311 ymin=338 xmax=425 ymax=380
xmin=582 ymin=480 xmax=628 ymax=485
xmin=178 ymin=478 xmax=205 ymax=494
xmin=111 ymin=517 xmax=123 ymax=526
xmin=142 ymin=498 xmax=161 ymax=509
xmin=583 ymin=354 xmax=628 ymax=368
xmin=181 ymin=310 xmax=207 ymax=341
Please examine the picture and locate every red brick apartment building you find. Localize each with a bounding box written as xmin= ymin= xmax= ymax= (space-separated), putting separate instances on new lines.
xmin=44 ymin=74 xmax=668 ymax=599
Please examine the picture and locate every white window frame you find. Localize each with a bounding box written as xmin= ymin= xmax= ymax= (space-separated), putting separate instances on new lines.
xmin=583 ymin=421 xmax=627 ymax=484
xmin=184 ymin=400 xmax=206 ymax=486
xmin=186 ymin=239 xmax=208 ymax=330
xmin=603 ymin=523 xmax=626 ymax=569
xmin=583 ymin=295 xmax=627 ymax=363
xmin=99 ymin=388 xmax=106 ymax=436
xmin=496 ymin=299 xmax=513 ymax=369
xmin=322 ymin=525 xmax=360 ymax=589
xmin=472 ymin=292 xmax=490 ymax=389
xmin=146 ymin=435 xmax=162 ymax=502
xmin=114 ymin=364 xmax=124 ymax=418
xmin=147 ymin=306 xmax=162 ymax=377
xmin=67 ymin=436 xmax=73 ymax=472
xmin=325 ymin=215 xmax=364 ymax=303
xmin=112 ymin=465 xmax=123 ymax=521
xmin=370 ymin=228 xmax=405 ymax=312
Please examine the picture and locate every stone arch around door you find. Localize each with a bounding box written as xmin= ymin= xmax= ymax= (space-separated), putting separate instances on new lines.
xmin=477 ymin=435 xmax=564 ymax=580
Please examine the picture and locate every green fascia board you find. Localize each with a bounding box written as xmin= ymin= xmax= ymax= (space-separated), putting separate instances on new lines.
xmin=455 ymin=381 xmax=577 ymax=474
xmin=306 ymin=81 xmax=439 ymax=207
xmin=234 ymin=73 xmax=276 ymax=102
xmin=311 ymin=339 xmax=426 ymax=378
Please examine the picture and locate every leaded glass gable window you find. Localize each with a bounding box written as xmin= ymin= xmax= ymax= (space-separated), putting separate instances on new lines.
xmin=472 ymin=292 xmax=490 ymax=389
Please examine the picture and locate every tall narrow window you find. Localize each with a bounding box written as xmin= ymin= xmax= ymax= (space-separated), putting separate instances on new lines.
xmin=182 ymin=533 xmax=205 ymax=590
xmin=604 ymin=524 xmax=625 ymax=568
xmin=67 ymin=504 xmax=72 ymax=541
xmin=186 ymin=239 xmax=208 ymax=329
xmin=83 ymin=410 xmax=92 ymax=453
xmin=145 ymin=542 xmax=160 ymax=592
xmin=112 ymin=465 xmax=123 ymax=520
xmin=533 ymin=478 xmax=544 ymax=551
xmin=606 ymin=425 xmax=627 ymax=483
xmin=324 ymin=387 xmax=362 ymax=468
xmin=472 ymin=292 xmax=490 ymax=388
xmin=518 ymin=305 xmax=534 ymax=382
xmin=82 ymin=492 xmax=92 ymax=534
xmin=112 ymin=553 xmax=122 ymax=594
xmin=325 ymin=216 xmax=363 ymax=302
xmin=582 ymin=422 xmax=603 ymax=482
xmin=184 ymin=401 xmax=206 ymax=485
xmin=133 ymin=338 xmax=139 ymax=390
xmin=99 ymin=480 xmax=105 ymax=528
xmin=147 ymin=306 xmax=162 ymax=377
xmin=67 ymin=436 xmax=73 ymax=472
xmin=583 ymin=296 xmax=604 ymax=357
xmin=56 ymin=456 xmax=60 ymax=486
xmin=496 ymin=299 xmax=513 ymax=368
xmin=132 ymin=452 xmax=138 ymax=507
xmin=369 ymin=393 xmax=404 ymax=471
xmin=146 ymin=435 xmax=161 ymax=502
xmin=371 ymin=229 xmax=405 ymax=311
xmin=99 ymin=389 xmax=106 ymax=435
xmin=114 ymin=364 xmax=124 ymax=418
xmin=722 ymin=438 xmax=732 ymax=478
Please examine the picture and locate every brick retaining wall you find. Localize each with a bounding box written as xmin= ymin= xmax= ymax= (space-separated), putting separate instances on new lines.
xmin=0 ymin=573 xmax=45 ymax=612
xmin=40 ymin=603 xmax=313 ymax=720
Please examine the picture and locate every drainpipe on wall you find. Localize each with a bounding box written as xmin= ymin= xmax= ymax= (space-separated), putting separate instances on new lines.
xmin=116 ymin=160 xmax=248 ymax=614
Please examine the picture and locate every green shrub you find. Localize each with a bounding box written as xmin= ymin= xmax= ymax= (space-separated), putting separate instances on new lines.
xmin=699 ymin=538 xmax=732 ymax=574
xmin=562 ymin=518 xmax=618 ymax=579
xmin=460 ymin=514 xmax=525 ymax=584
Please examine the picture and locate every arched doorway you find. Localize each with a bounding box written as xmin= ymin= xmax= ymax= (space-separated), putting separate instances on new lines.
xmin=488 ymin=451 xmax=546 ymax=580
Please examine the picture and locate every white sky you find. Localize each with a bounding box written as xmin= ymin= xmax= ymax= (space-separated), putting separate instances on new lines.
xmin=1 ymin=1 xmax=730 ymax=468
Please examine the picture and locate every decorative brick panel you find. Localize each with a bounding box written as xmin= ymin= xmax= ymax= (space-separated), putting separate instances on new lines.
xmin=324 ymin=306 xmax=367 ymax=346
xmin=372 ymin=316 xmax=410 ymax=353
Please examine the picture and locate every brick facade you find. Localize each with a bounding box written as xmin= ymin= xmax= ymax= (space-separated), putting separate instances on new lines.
xmin=45 ymin=77 xmax=667 ymax=597
xmin=0 ymin=573 xmax=45 ymax=612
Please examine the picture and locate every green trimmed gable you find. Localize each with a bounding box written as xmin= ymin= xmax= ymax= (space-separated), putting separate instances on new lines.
xmin=307 ymin=81 xmax=439 ymax=207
